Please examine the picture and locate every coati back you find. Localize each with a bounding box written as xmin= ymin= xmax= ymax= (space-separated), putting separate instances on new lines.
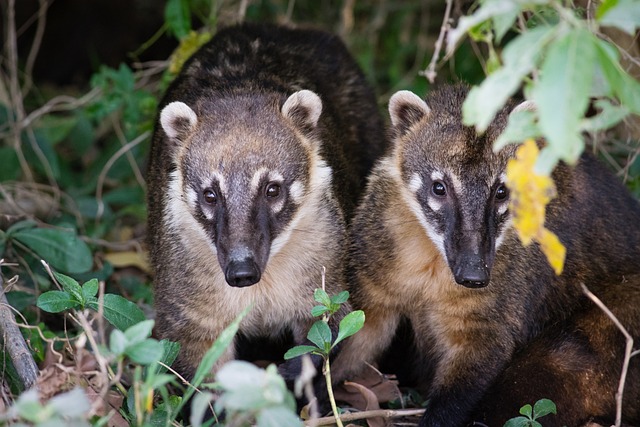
xmin=146 ymin=22 xmax=385 ymax=394
xmin=333 ymin=84 xmax=640 ymax=427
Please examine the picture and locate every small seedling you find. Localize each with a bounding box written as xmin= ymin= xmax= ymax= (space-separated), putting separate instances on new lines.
xmin=504 ymin=398 xmax=557 ymax=427
xmin=284 ymin=288 xmax=365 ymax=427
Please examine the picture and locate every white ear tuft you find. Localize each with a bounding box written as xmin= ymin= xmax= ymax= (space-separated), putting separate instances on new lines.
xmin=511 ymin=100 xmax=536 ymax=114
xmin=160 ymin=101 xmax=197 ymax=140
xmin=282 ymin=90 xmax=323 ymax=128
xmin=389 ymin=90 xmax=431 ymax=131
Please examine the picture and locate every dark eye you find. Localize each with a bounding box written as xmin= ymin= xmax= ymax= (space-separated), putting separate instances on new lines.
xmin=432 ymin=181 xmax=447 ymax=197
xmin=203 ymin=189 xmax=217 ymax=205
xmin=265 ymin=183 xmax=281 ymax=199
xmin=495 ymin=184 xmax=509 ymax=201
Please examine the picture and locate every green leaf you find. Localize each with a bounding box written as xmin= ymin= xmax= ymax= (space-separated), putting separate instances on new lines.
xmin=494 ymin=110 xmax=542 ymax=150
xmin=532 ymin=27 xmax=596 ymax=164
xmin=0 ymin=147 xmax=20 ymax=181
xmin=306 ymin=320 xmax=332 ymax=353
xmin=190 ymin=391 xmax=215 ymax=427
xmin=37 ymin=290 xmax=79 ymax=313
xmin=53 ymin=272 xmax=83 ymax=305
xmin=313 ymin=288 xmax=331 ymax=307
xmin=330 ymin=290 xmax=350 ymax=305
xmin=190 ymin=306 xmax=251 ymax=388
xmin=88 ymin=294 xmax=146 ymax=331
xmin=519 ymin=403 xmax=533 ymax=418
xmin=311 ymin=305 xmax=329 ymax=317
xmin=333 ymin=310 xmax=365 ymax=348
xmin=165 ymin=0 xmax=191 ymax=39
xmin=580 ymin=99 xmax=629 ymax=133
xmin=126 ymin=339 xmax=165 ymax=365
xmin=82 ymin=279 xmax=99 ymax=300
xmin=283 ymin=345 xmax=318 ymax=360
xmin=12 ymin=227 xmax=93 ymax=274
xmin=594 ymin=38 xmax=640 ymax=113
xmin=256 ymin=406 xmax=303 ymax=427
xmin=109 ymin=329 xmax=128 ymax=355
xmin=532 ymin=398 xmax=557 ymax=418
xmin=597 ymin=0 xmax=640 ymax=35
xmin=124 ymin=319 xmax=155 ymax=344
xmin=503 ymin=416 xmax=532 ymax=427
xmin=463 ymin=26 xmax=555 ymax=132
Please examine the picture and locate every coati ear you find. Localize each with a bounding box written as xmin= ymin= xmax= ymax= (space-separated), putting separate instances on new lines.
xmin=389 ymin=90 xmax=431 ymax=134
xmin=160 ymin=101 xmax=198 ymax=142
xmin=282 ymin=90 xmax=322 ymax=129
xmin=511 ymin=100 xmax=536 ymax=114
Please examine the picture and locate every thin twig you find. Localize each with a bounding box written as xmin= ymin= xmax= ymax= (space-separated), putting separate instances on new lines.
xmin=581 ymin=283 xmax=637 ymax=427
xmin=421 ymin=0 xmax=453 ymax=83
xmin=306 ymin=408 xmax=427 ymax=426
xmin=22 ymin=0 xmax=49 ymax=97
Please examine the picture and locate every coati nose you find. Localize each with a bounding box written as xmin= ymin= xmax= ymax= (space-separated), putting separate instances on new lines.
xmin=225 ymin=259 xmax=261 ymax=287
xmin=453 ymin=258 xmax=490 ymax=288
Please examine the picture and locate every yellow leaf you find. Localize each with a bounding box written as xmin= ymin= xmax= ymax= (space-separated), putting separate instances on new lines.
xmin=506 ymin=139 xmax=565 ymax=275
xmin=103 ymin=251 xmax=150 ymax=273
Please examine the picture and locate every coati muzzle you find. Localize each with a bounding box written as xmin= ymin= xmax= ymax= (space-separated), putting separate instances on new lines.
xmin=452 ymin=254 xmax=490 ymax=288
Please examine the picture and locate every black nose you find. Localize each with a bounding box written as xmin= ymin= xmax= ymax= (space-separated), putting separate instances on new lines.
xmin=225 ymin=259 xmax=261 ymax=287
xmin=453 ymin=258 xmax=490 ymax=288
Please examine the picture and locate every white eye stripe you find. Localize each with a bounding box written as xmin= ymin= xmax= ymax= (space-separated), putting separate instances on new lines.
xmin=408 ymin=173 xmax=423 ymax=193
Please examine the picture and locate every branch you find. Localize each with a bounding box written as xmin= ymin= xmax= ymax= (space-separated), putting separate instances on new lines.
xmin=581 ymin=283 xmax=637 ymax=427
xmin=420 ymin=0 xmax=453 ymax=83
xmin=0 ymin=266 xmax=39 ymax=390
xmin=305 ymin=408 xmax=426 ymax=426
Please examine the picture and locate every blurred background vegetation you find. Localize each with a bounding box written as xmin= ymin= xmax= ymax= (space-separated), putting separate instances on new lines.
xmin=1 ymin=0 xmax=639 ymax=424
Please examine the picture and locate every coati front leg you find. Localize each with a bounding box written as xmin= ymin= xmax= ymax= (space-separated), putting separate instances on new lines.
xmin=413 ymin=315 xmax=514 ymax=427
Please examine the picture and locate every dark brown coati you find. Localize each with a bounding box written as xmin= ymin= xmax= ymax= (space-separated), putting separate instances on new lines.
xmin=332 ymin=84 xmax=640 ymax=427
xmin=146 ymin=22 xmax=385 ymax=398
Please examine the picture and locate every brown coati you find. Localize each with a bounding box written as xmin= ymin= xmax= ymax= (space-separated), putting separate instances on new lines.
xmin=332 ymin=84 xmax=640 ymax=427
xmin=146 ymin=22 xmax=385 ymax=397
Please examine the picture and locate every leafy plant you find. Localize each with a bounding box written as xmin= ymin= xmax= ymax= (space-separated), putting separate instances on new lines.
xmin=0 ymin=388 xmax=93 ymax=427
xmin=284 ymin=289 xmax=365 ymax=427
xmin=504 ymin=398 xmax=557 ymax=427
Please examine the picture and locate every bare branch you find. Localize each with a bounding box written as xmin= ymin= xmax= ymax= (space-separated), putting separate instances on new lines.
xmin=305 ymin=408 xmax=426 ymax=426
xmin=421 ymin=0 xmax=453 ymax=83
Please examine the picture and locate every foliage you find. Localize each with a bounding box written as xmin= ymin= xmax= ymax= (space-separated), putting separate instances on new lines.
xmin=504 ymin=398 xmax=557 ymax=427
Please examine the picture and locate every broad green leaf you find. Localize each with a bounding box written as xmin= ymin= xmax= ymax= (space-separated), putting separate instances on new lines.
xmin=330 ymin=290 xmax=350 ymax=305
xmin=494 ymin=110 xmax=542 ymax=151
xmin=283 ymin=345 xmax=318 ymax=360
xmin=53 ymin=272 xmax=83 ymax=305
xmin=311 ymin=305 xmax=329 ymax=317
xmin=257 ymin=406 xmax=303 ymax=427
xmin=165 ymin=0 xmax=191 ymax=39
xmin=12 ymin=227 xmax=92 ymax=274
xmin=0 ymin=147 xmax=20 ymax=181
xmin=190 ymin=306 xmax=251 ymax=388
xmin=126 ymin=339 xmax=165 ymax=365
xmin=532 ymin=398 xmax=557 ymax=418
xmin=519 ymin=403 xmax=533 ymax=418
xmin=306 ymin=320 xmax=332 ymax=353
xmin=503 ymin=417 xmax=532 ymax=427
xmin=597 ymin=0 xmax=640 ymax=35
xmin=447 ymin=0 xmax=518 ymax=53
xmin=532 ymin=28 xmax=596 ymax=164
xmin=110 ymin=329 xmax=128 ymax=355
xmin=313 ymin=288 xmax=331 ymax=307
xmin=37 ymin=290 xmax=79 ymax=313
xmin=463 ymin=26 xmax=555 ymax=132
xmin=594 ymin=38 xmax=640 ymax=113
xmin=88 ymin=294 xmax=146 ymax=331
xmin=333 ymin=310 xmax=365 ymax=348
xmin=124 ymin=319 xmax=155 ymax=344
xmin=48 ymin=387 xmax=91 ymax=417
xmin=580 ymin=99 xmax=629 ymax=133
xmin=216 ymin=360 xmax=264 ymax=390
xmin=492 ymin=8 xmax=519 ymax=43
xmin=0 ymin=231 xmax=5 ymax=258
xmin=190 ymin=391 xmax=215 ymax=427
xmin=6 ymin=219 xmax=37 ymax=235
xmin=81 ymin=279 xmax=99 ymax=300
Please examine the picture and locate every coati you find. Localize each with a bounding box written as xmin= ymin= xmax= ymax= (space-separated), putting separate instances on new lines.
xmin=146 ymin=22 xmax=385 ymax=396
xmin=332 ymin=84 xmax=640 ymax=427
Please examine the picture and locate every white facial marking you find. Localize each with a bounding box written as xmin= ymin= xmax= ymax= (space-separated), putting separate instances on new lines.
xmin=289 ymin=180 xmax=304 ymax=202
xmin=408 ymin=173 xmax=423 ymax=193
xmin=205 ymin=171 xmax=227 ymax=199
xmin=250 ymin=167 xmax=268 ymax=196
xmin=430 ymin=170 xmax=444 ymax=182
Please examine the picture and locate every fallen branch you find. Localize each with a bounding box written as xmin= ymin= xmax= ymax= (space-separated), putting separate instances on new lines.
xmin=305 ymin=408 xmax=426 ymax=426
xmin=0 ymin=266 xmax=39 ymax=391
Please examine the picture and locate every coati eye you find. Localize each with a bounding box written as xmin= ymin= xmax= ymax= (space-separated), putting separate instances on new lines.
xmin=495 ymin=184 xmax=509 ymax=201
xmin=203 ymin=189 xmax=217 ymax=205
xmin=265 ymin=182 xmax=281 ymax=199
xmin=432 ymin=181 xmax=447 ymax=197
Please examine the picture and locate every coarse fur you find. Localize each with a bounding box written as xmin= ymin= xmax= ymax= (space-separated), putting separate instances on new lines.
xmin=146 ymin=22 xmax=385 ymax=400
xmin=332 ymin=84 xmax=640 ymax=427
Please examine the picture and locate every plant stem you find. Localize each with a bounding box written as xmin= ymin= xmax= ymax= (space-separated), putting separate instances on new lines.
xmin=323 ymin=356 xmax=343 ymax=427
